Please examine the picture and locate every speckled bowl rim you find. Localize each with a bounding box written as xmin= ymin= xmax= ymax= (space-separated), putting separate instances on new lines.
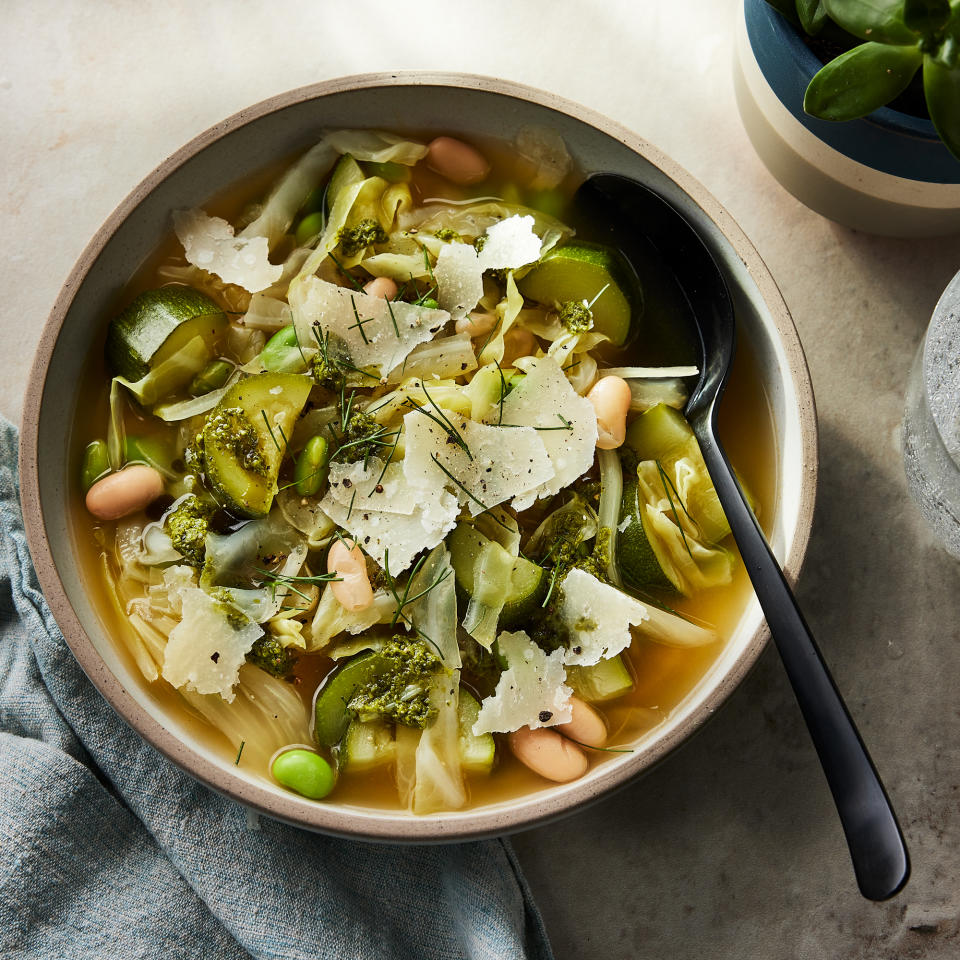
xmin=19 ymin=71 xmax=818 ymax=842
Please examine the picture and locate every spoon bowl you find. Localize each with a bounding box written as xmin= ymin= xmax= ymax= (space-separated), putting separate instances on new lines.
xmin=575 ymin=173 xmax=910 ymax=902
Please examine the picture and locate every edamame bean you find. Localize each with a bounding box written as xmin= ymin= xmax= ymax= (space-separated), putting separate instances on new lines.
xmin=271 ymin=748 xmax=335 ymax=800
xmin=80 ymin=439 xmax=110 ymax=492
xmin=261 ymin=325 xmax=301 ymax=372
xmin=294 ymin=435 xmax=330 ymax=496
xmin=189 ymin=359 xmax=232 ymax=396
xmin=295 ymin=211 xmax=325 ymax=247
xmin=426 ymin=137 xmax=490 ymax=185
xmin=85 ymin=465 xmax=164 ymax=521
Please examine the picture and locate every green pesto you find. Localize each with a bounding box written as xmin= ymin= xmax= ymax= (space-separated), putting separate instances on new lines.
xmin=573 ymin=615 xmax=598 ymax=632
xmin=207 ymin=588 xmax=251 ymax=630
xmin=557 ymin=299 xmax=594 ymax=333
xmin=310 ymin=351 xmax=346 ymax=393
xmin=246 ymin=634 xmax=299 ymax=679
xmin=575 ymin=526 xmax=611 ymax=582
xmin=434 ymin=228 xmax=463 ymax=243
xmin=473 ymin=235 xmax=488 ymax=253
xmin=347 ymin=636 xmax=443 ymax=728
xmin=165 ymin=495 xmax=216 ymax=567
xmin=335 ymin=409 xmax=383 ymax=464
xmin=204 ymin=407 xmax=268 ymax=476
xmin=336 ymin=218 xmax=388 ymax=257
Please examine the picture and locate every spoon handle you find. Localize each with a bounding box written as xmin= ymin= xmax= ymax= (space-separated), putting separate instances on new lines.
xmin=691 ymin=412 xmax=910 ymax=902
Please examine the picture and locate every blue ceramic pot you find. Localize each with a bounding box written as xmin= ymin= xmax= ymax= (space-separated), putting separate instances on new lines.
xmin=734 ymin=0 xmax=960 ymax=235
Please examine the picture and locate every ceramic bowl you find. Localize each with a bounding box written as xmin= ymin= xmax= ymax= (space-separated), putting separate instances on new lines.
xmin=19 ymin=73 xmax=817 ymax=841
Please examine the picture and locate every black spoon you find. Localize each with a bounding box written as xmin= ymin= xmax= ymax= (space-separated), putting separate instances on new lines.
xmin=575 ymin=173 xmax=910 ymax=902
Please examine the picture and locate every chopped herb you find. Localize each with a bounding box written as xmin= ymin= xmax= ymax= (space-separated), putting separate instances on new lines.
xmin=235 ymin=741 xmax=245 ymax=765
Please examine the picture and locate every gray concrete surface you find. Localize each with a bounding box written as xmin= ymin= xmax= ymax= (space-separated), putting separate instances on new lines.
xmin=4 ymin=2 xmax=960 ymax=957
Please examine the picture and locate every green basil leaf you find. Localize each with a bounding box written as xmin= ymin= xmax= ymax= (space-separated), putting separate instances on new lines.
xmin=903 ymin=0 xmax=951 ymax=35
xmin=822 ymin=0 xmax=918 ymax=43
xmin=804 ymin=41 xmax=923 ymax=118
xmin=798 ymin=0 xmax=829 ymax=33
xmin=924 ymin=52 xmax=960 ymax=160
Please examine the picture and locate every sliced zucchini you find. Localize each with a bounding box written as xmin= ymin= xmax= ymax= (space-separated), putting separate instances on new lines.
xmin=313 ymin=652 xmax=392 ymax=748
xmin=566 ymin=654 xmax=635 ymax=703
xmin=202 ymin=372 xmax=312 ymax=518
xmin=517 ymin=242 xmax=639 ymax=346
xmin=624 ymin=403 xmax=692 ymax=462
xmin=448 ymin=523 xmax=546 ymax=629
xmin=458 ymin=690 xmax=496 ymax=774
xmin=106 ymin=286 xmax=227 ymax=384
xmin=617 ymin=478 xmax=681 ymax=592
xmin=340 ymin=718 xmax=396 ymax=771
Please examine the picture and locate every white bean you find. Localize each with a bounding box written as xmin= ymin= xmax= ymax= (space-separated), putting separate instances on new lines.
xmin=455 ymin=311 xmax=498 ymax=338
xmin=587 ymin=376 xmax=632 ymax=449
xmin=426 ymin=136 xmax=490 ymax=185
xmin=500 ymin=328 xmax=537 ymax=367
xmin=85 ymin=465 xmax=164 ymax=521
xmin=508 ymin=727 xmax=588 ymax=783
xmin=363 ymin=276 xmax=398 ymax=300
xmin=556 ymin=696 xmax=607 ymax=748
xmin=327 ymin=539 xmax=374 ymax=612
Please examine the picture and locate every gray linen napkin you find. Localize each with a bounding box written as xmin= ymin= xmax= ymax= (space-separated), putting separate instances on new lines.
xmin=0 ymin=419 xmax=553 ymax=960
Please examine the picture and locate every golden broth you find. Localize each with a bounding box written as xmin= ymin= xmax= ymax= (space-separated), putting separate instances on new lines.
xmin=69 ymin=131 xmax=775 ymax=812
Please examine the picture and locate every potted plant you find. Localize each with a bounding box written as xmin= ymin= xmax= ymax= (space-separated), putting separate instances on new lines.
xmin=734 ymin=0 xmax=960 ymax=235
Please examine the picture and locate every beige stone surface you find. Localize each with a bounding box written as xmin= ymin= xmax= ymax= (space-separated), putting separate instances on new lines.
xmin=4 ymin=1 xmax=960 ymax=957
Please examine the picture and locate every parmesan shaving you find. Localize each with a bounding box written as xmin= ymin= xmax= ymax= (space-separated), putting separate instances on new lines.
xmin=472 ymin=631 xmax=573 ymax=735
xmin=290 ymin=275 xmax=448 ymax=377
xmin=320 ymin=460 xmax=460 ymax=572
xmin=173 ymin=209 xmax=282 ymax=293
xmin=488 ymin=356 xmax=598 ymax=509
xmin=403 ymin=407 xmax=553 ymax=516
xmin=162 ymin=586 xmax=263 ymax=701
xmin=559 ymin=569 xmax=649 ymax=666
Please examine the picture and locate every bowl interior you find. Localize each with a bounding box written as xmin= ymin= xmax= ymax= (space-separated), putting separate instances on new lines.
xmin=22 ymin=75 xmax=816 ymax=840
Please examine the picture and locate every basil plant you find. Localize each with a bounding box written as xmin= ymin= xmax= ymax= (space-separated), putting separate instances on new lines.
xmin=766 ymin=0 xmax=960 ymax=161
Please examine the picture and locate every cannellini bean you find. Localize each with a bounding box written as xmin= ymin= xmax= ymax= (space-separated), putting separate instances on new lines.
xmin=363 ymin=276 xmax=398 ymax=300
xmin=455 ymin=311 xmax=498 ymax=338
xmin=426 ymin=136 xmax=490 ymax=185
xmin=85 ymin=465 xmax=164 ymax=521
xmin=500 ymin=328 xmax=537 ymax=367
xmin=327 ymin=539 xmax=374 ymax=612
xmin=587 ymin=375 xmax=632 ymax=449
xmin=556 ymin=696 xmax=607 ymax=748
xmin=508 ymin=727 xmax=589 ymax=783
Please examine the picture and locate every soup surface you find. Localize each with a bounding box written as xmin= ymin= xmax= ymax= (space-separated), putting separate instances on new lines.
xmin=73 ymin=128 xmax=774 ymax=813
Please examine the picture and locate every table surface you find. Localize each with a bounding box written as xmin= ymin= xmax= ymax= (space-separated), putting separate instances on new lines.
xmin=5 ymin=2 xmax=960 ymax=957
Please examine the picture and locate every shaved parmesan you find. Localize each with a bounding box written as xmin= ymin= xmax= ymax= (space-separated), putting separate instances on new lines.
xmin=290 ymin=276 xmax=448 ymax=377
xmin=320 ymin=459 xmax=459 ymax=572
xmin=162 ymin=586 xmax=263 ymax=701
xmin=558 ymin=568 xmax=648 ymax=666
xmin=472 ymin=631 xmax=573 ymax=735
xmin=435 ymin=215 xmax=544 ymax=319
xmin=477 ymin=215 xmax=543 ymax=270
xmin=173 ymin=209 xmax=282 ymax=293
xmin=403 ymin=407 xmax=553 ymax=516
xmin=489 ymin=356 xmax=598 ymax=509
xmin=435 ymin=243 xmax=484 ymax=320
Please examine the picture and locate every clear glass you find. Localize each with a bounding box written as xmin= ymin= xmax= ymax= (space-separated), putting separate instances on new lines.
xmin=902 ymin=271 xmax=960 ymax=559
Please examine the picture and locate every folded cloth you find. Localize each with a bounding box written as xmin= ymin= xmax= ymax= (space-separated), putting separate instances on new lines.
xmin=0 ymin=419 xmax=553 ymax=960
